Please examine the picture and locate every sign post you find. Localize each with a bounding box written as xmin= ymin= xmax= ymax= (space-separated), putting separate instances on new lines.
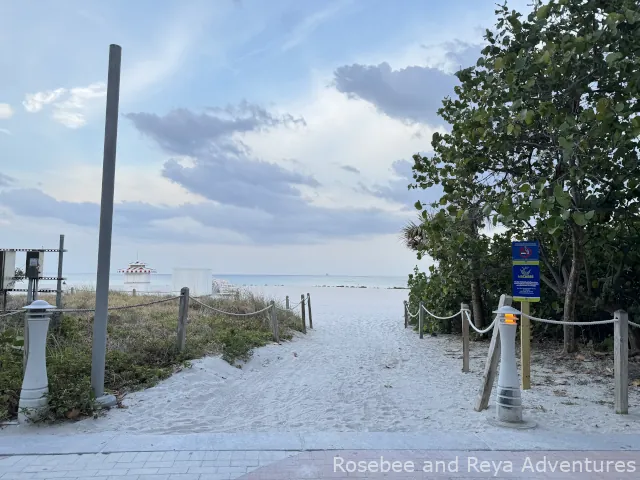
xmin=512 ymin=241 xmax=540 ymax=390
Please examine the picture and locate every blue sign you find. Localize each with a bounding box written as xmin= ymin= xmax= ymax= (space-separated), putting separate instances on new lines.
xmin=511 ymin=241 xmax=539 ymax=262
xmin=512 ymin=241 xmax=540 ymax=302
xmin=512 ymin=264 xmax=540 ymax=302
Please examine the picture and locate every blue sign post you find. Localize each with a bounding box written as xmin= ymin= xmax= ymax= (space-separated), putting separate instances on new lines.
xmin=512 ymin=240 xmax=540 ymax=391
xmin=511 ymin=241 xmax=540 ymax=302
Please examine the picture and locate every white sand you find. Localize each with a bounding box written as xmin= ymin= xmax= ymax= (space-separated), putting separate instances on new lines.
xmin=5 ymin=287 xmax=640 ymax=435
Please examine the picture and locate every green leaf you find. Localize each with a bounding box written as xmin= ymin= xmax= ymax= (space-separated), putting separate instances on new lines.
xmin=532 ymin=198 xmax=542 ymax=210
xmin=558 ymin=136 xmax=573 ymax=150
xmin=482 ymin=203 xmax=493 ymax=215
xmin=596 ymin=98 xmax=609 ymax=114
xmin=536 ymin=4 xmax=551 ymax=20
xmin=572 ymin=211 xmax=587 ymax=226
xmin=439 ymin=197 xmax=447 ymax=206
xmin=519 ymin=183 xmax=531 ymax=193
xmin=549 ymin=224 xmax=562 ymax=235
xmin=507 ymin=123 xmax=514 ymax=134
xmin=540 ymin=50 xmax=551 ymax=64
xmin=561 ymin=209 xmax=571 ymax=220
xmin=605 ymin=52 xmax=623 ymax=64
xmin=585 ymin=210 xmax=595 ymax=220
xmin=414 ymin=201 xmax=422 ymax=210
xmin=494 ymin=57 xmax=505 ymax=71
xmin=524 ymin=110 xmax=534 ymax=125
xmin=553 ymin=184 xmax=571 ymax=208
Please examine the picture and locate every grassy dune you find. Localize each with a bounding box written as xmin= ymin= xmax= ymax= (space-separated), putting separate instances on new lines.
xmin=0 ymin=290 xmax=302 ymax=422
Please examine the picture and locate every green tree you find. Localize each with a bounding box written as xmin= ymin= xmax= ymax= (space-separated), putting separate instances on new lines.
xmin=413 ymin=0 xmax=640 ymax=353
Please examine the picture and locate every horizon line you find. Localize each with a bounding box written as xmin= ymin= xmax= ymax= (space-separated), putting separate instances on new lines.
xmin=44 ymin=272 xmax=409 ymax=278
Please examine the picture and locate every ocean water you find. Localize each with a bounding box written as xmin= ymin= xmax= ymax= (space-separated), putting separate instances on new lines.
xmin=32 ymin=273 xmax=408 ymax=293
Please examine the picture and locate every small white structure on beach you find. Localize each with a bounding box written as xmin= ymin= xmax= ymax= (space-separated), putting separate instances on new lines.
xmin=173 ymin=267 xmax=212 ymax=296
xmin=212 ymin=278 xmax=240 ymax=296
xmin=118 ymin=261 xmax=156 ymax=292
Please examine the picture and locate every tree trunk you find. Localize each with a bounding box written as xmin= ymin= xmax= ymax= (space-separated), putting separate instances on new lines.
xmin=470 ymin=276 xmax=485 ymax=329
xmin=562 ymin=223 xmax=583 ymax=354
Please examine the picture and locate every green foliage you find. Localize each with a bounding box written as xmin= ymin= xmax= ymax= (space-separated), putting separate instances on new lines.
xmin=216 ymin=328 xmax=273 ymax=365
xmin=405 ymin=0 xmax=640 ymax=349
xmin=408 ymin=267 xmax=466 ymax=334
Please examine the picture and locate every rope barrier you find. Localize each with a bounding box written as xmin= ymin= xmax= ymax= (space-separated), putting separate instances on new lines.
xmin=275 ymin=303 xmax=301 ymax=312
xmin=405 ymin=303 xmax=419 ymax=318
xmin=463 ymin=310 xmax=497 ymax=334
xmin=60 ymin=296 xmax=181 ymax=313
xmin=421 ymin=304 xmax=462 ymax=321
xmin=520 ymin=312 xmax=616 ymax=326
xmin=630 ymin=320 xmax=640 ymax=329
xmin=0 ymin=296 xmax=181 ymax=316
xmin=189 ymin=296 xmax=272 ymax=317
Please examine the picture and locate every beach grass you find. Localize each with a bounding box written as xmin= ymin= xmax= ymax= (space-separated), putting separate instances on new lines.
xmin=0 ymin=289 xmax=302 ymax=423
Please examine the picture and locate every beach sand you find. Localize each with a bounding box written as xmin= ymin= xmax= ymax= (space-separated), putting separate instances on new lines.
xmin=4 ymin=287 xmax=640 ymax=436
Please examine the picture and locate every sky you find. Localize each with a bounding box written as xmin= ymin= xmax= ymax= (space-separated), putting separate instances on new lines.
xmin=0 ymin=0 xmax=530 ymax=276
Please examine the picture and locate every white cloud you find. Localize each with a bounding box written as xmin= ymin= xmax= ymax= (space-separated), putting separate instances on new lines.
xmin=22 ymin=82 xmax=106 ymax=128
xmin=281 ymin=1 xmax=350 ymax=52
xmin=241 ymin=78 xmax=443 ymax=208
xmin=0 ymin=103 xmax=14 ymax=119
xmin=52 ymin=82 xmax=107 ymax=128
xmin=22 ymin=88 xmax=66 ymax=113
xmin=38 ymin=162 xmax=207 ymax=206
xmin=0 ymin=128 xmax=11 ymax=136
xmin=120 ymin=2 xmax=222 ymax=100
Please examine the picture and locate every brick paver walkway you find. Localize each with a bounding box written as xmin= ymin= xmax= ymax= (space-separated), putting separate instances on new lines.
xmin=2 ymin=449 xmax=640 ymax=479
xmin=0 ymin=451 xmax=297 ymax=480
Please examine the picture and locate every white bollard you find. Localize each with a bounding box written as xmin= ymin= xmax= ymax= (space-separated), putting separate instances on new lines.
xmin=18 ymin=300 xmax=56 ymax=423
xmin=489 ymin=305 xmax=536 ymax=429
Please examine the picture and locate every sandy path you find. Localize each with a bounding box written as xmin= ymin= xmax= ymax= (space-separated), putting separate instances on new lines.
xmin=5 ymin=287 xmax=640 ymax=435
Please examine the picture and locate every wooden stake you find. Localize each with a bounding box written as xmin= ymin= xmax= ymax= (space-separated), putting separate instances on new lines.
xmin=614 ymin=310 xmax=629 ymax=414
xmin=177 ymin=287 xmax=189 ymax=352
xmin=462 ymin=303 xmax=470 ymax=373
xmin=307 ymin=293 xmax=313 ymax=329
xmin=300 ymin=294 xmax=307 ymax=334
xmin=520 ymin=301 xmax=531 ymax=390
xmin=271 ymin=301 xmax=279 ymax=343
xmin=418 ymin=301 xmax=424 ymax=339
xmin=404 ymin=301 xmax=408 ymax=328
xmin=474 ymin=294 xmax=512 ymax=412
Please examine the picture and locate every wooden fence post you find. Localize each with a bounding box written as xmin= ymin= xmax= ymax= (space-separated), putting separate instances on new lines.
xmin=271 ymin=301 xmax=279 ymax=343
xmin=177 ymin=287 xmax=189 ymax=352
xmin=520 ymin=300 xmax=531 ymax=390
xmin=404 ymin=301 xmax=408 ymax=328
xmin=307 ymin=293 xmax=313 ymax=329
xmin=300 ymin=294 xmax=307 ymax=334
xmin=461 ymin=303 xmax=470 ymax=373
xmin=132 ymin=288 xmax=137 ymax=297
xmin=286 ymin=296 xmax=290 ymax=309
xmin=418 ymin=301 xmax=424 ymax=339
xmin=614 ymin=309 xmax=629 ymax=414
xmin=474 ymin=294 xmax=512 ymax=412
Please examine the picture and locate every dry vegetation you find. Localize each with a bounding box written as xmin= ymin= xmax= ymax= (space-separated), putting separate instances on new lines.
xmin=0 ymin=289 xmax=303 ymax=423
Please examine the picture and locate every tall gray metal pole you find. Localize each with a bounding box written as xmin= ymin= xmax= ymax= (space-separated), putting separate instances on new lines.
xmin=90 ymin=44 xmax=121 ymax=405
xmin=55 ymin=234 xmax=64 ymax=309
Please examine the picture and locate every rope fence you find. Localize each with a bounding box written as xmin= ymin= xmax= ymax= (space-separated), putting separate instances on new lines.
xmin=403 ymin=294 xmax=640 ymax=415
xmin=4 ymin=287 xmax=315 ymax=365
